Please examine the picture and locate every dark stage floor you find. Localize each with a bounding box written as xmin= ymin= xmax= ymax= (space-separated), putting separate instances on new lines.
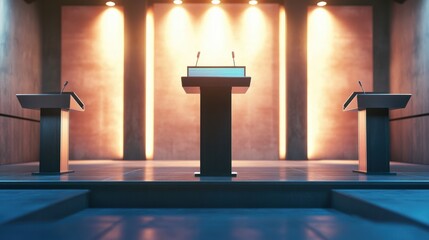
xmin=1 ymin=160 xmax=429 ymax=239
xmin=1 ymin=159 xmax=429 ymax=181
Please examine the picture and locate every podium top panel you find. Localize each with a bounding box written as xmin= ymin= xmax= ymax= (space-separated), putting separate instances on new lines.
xmin=181 ymin=77 xmax=251 ymax=94
xmin=16 ymin=92 xmax=85 ymax=111
xmin=343 ymin=92 xmax=411 ymax=111
xmin=187 ymin=66 xmax=245 ymax=77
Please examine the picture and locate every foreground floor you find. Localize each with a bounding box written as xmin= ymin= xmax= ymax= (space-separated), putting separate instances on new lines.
xmin=1 ymin=161 xmax=429 ymax=239
xmin=1 ymin=208 xmax=429 ymax=240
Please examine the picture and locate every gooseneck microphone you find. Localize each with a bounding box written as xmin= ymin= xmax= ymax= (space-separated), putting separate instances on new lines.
xmin=358 ymin=80 xmax=366 ymax=94
xmin=232 ymin=51 xmax=235 ymax=67
xmin=61 ymin=81 xmax=69 ymax=94
xmin=195 ymin=51 xmax=200 ymax=67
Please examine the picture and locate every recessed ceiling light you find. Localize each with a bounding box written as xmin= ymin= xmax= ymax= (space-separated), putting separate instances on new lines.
xmin=317 ymin=1 xmax=327 ymax=7
xmin=106 ymin=1 xmax=115 ymax=7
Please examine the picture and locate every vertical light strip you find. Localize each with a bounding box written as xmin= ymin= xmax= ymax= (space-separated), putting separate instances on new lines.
xmin=279 ymin=6 xmax=286 ymax=159
xmin=145 ymin=8 xmax=154 ymax=160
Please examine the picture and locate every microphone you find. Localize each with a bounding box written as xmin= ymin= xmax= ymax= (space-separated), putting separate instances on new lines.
xmin=61 ymin=81 xmax=69 ymax=94
xmin=195 ymin=51 xmax=200 ymax=67
xmin=358 ymin=81 xmax=365 ymax=94
xmin=232 ymin=51 xmax=235 ymax=67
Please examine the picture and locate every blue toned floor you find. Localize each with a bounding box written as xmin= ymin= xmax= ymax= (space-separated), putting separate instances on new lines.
xmin=0 ymin=160 xmax=429 ymax=239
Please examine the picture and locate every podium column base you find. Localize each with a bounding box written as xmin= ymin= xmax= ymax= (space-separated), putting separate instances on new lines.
xmin=32 ymin=170 xmax=75 ymax=175
xmin=353 ymin=170 xmax=396 ymax=175
xmin=194 ymin=172 xmax=237 ymax=177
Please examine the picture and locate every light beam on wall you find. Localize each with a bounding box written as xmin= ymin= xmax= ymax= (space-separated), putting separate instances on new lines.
xmin=146 ymin=8 xmax=155 ymax=160
xmin=99 ymin=7 xmax=124 ymax=157
xmin=307 ymin=8 xmax=332 ymax=159
xmin=279 ymin=6 xmax=286 ymax=159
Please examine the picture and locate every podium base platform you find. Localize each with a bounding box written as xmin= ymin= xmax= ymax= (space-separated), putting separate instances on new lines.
xmin=32 ymin=170 xmax=75 ymax=175
xmin=353 ymin=170 xmax=396 ymax=175
xmin=194 ymin=171 xmax=237 ymax=177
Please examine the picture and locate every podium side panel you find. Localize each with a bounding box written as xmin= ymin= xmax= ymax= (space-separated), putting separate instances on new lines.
xmin=40 ymin=109 xmax=62 ymax=172
xmin=366 ymin=108 xmax=390 ymax=172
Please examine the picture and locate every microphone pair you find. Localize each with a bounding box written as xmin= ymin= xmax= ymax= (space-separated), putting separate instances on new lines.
xmin=195 ymin=51 xmax=236 ymax=67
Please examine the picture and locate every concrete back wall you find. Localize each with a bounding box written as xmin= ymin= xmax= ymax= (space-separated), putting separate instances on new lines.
xmin=153 ymin=4 xmax=279 ymax=160
xmin=0 ymin=0 xmax=41 ymax=164
xmin=390 ymin=0 xmax=429 ymax=164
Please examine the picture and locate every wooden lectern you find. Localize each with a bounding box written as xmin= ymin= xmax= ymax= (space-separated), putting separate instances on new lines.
xmin=343 ymin=92 xmax=411 ymax=174
xmin=17 ymin=92 xmax=85 ymax=175
xmin=182 ymin=66 xmax=251 ymax=177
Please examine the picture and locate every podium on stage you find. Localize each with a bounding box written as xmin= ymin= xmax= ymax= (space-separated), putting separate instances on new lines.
xmin=343 ymin=92 xmax=411 ymax=174
xmin=17 ymin=92 xmax=85 ymax=175
xmin=182 ymin=66 xmax=251 ymax=177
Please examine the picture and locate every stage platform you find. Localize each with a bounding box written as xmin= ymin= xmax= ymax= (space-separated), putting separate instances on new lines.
xmin=0 ymin=160 xmax=429 ymax=239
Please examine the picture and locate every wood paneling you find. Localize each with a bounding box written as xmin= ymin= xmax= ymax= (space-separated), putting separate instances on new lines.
xmin=390 ymin=0 xmax=429 ymax=164
xmin=0 ymin=0 xmax=41 ymax=120
xmin=0 ymin=0 xmax=41 ymax=164
xmin=0 ymin=117 xmax=39 ymax=164
xmin=390 ymin=0 xmax=429 ymax=119
xmin=391 ymin=116 xmax=429 ymax=164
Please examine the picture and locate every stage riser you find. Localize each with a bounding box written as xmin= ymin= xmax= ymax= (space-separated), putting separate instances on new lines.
xmin=1 ymin=182 xmax=429 ymax=208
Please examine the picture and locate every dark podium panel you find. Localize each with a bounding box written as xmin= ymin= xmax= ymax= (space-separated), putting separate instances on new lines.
xmin=343 ymin=92 xmax=411 ymax=175
xmin=182 ymin=76 xmax=251 ymax=177
xmin=17 ymin=92 xmax=85 ymax=175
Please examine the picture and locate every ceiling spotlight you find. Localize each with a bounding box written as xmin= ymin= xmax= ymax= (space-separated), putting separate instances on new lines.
xmin=211 ymin=0 xmax=221 ymax=4
xmin=249 ymin=0 xmax=258 ymax=5
xmin=173 ymin=0 xmax=183 ymax=4
xmin=317 ymin=1 xmax=327 ymax=7
xmin=106 ymin=1 xmax=115 ymax=7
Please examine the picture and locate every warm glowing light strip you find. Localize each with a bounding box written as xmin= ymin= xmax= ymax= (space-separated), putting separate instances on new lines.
xmin=249 ymin=0 xmax=258 ymax=5
xmin=279 ymin=6 xmax=286 ymax=159
xmin=173 ymin=0 xmax=183 ymax=4
xmin=211 ymin=0 xmax=221 ymax=5
xmin=145 ymin=8 xmax=155 ymax=160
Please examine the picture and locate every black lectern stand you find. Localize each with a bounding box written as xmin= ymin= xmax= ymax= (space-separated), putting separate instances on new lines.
xmin=343 ymin=92 xmax=411 ymax=175
xmin=182 ymin=71 xmax=250 ymax=177
xmin=17 ymin=92 xmax=85 ymax=175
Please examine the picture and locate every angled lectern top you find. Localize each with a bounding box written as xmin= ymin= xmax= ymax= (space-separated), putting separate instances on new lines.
xmin=17 ymin=91 xmax=85 ymax=175
xmin=343 ymin=92 xmax=411 ymax=175
xmin=182 ymin=66 xmax=251 ymax=177
xmin=343 ymin=92 xmax=411 ymax=111
xmin=17 ymin=92 xmax=85 ymax=111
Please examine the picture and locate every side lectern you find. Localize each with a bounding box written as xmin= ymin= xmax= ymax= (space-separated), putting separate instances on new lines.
xmin=182 ymin=66 xmax=251 ymax=177
xmin=17 ymin=92 xmax=85 ymax=175
xmin=343 ymin=92 xmax=411 ymax=174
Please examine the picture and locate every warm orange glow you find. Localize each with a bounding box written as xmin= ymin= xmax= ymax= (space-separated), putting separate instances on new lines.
xmin=307 ymin=6 xmax=373 ymax=159
xmin=211 ymin=0 xmax=221 ymax=5
xmin=279 ymin=6 xmax=286 ymax=160
xmin=249 ymin=0 xmax=258 ymax=5
xmin=307 ymin=8 xmax=333 ymax=159
xmin=173 ymin=0 xmax=183 ymax=4
xmin=100 ymin=8 xmax=124 ymax=157
xmin=317 ymin=1 xmax=327 ymax=7
xmin=106 ymin=1 xmax=115 ymax=7
xmin=153 ymin=4 xmax=280 ymax=160
xmin=146 ymin=8 xmax=155 ymax=160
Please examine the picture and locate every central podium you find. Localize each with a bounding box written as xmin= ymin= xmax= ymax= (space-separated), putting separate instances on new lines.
xmin=182 ymin=66 xmax=251 ymax=177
